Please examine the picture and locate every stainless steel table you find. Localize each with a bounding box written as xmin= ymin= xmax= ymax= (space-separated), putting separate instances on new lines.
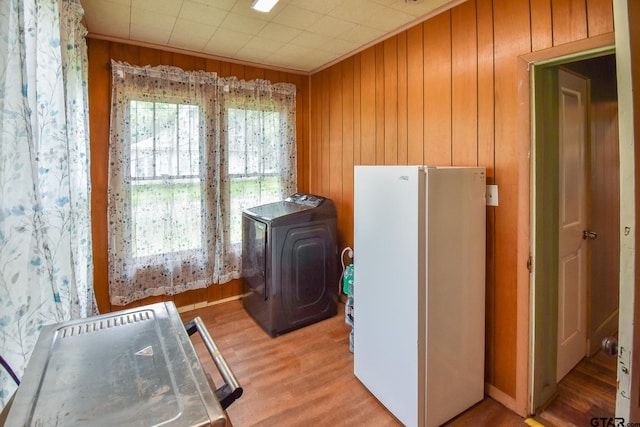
xmin=4 ymin=302 xmax=242 ymax=426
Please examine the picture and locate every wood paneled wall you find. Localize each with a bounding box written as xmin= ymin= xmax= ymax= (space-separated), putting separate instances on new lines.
xmin=87 ymin=38 xmax=310 ymax=314
xmin=307 ymin=0 xmax=613 ymax=401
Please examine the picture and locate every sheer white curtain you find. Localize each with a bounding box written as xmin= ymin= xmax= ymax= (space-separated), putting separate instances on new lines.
xmin=108 ymin=65 xmax=297 ymax=305
xmin=108 ymin=62 xmax=219 ymax=305
xmin=218 ymin=77 xmax=297 ymax=282
xmin=0 ymin=0 xmax=94 ymax=408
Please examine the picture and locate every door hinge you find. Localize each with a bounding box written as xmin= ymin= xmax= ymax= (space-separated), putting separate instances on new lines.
xmin=527 ymin=255 xmax=532 ymax=272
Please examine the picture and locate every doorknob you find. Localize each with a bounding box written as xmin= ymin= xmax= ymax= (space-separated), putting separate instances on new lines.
xmin=583 ymin=230 xmax=597 ymax=240
xmin=602 ymin=336 xmax=617 ymax=356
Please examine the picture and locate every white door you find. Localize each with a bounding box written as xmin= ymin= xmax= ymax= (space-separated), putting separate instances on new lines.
xmin=557 ymin=68 xmax=589 ymax=382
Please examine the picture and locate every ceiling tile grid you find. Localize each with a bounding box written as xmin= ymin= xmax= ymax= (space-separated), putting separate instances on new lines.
xmin=81 ymin=0 xmax=459 ymax=73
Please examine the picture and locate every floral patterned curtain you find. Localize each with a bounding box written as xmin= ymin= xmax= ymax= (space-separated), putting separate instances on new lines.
xmin=218 ymin=77 xmax=297 ymax=282
xmin=108 ymin=65 xmax=297 ymax=305
xmin=0 ymin=0 xmax=95 ymax=408
xmin=109 ymin=62 xmax=219 ymax=305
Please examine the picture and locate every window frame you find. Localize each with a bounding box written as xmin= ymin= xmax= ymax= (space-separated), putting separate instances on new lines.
xmin=119 ymin=93 xmax=210 ymax=268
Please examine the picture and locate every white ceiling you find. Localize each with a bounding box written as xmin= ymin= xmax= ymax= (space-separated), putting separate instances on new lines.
xmin=80 ymin=0 xmax=460 ymax=73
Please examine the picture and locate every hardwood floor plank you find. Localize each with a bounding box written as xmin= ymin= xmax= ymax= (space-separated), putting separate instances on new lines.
xmin=537 ymin=351 xmax=616 ymax=427
xmin=181 ymin=300 xmax=616 ymax=426
xmin=181 ymin=300 xmax=530 ymax=427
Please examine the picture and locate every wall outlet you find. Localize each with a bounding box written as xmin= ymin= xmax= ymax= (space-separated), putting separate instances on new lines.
xmin=486 ymin=185 xmax=499 ymax=206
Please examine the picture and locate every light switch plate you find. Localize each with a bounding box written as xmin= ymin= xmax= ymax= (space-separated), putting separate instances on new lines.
xmin=486 ymin=185 xmax=499 ymax=206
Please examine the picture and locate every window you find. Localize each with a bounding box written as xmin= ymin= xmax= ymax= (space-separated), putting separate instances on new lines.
xmin=129 ymin=100 xmax=202 ymax=258
xmin=227 ymin=107 xmax=285 ymax=245
xmin=108 ymin=62 xmax=296 ymax=306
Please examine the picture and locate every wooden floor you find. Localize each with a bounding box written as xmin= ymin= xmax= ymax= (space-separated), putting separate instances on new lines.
xmin=533 ymin=348 xmax=617 ymax=426
xmin=181 ymin=300 xmax=615 ymax=427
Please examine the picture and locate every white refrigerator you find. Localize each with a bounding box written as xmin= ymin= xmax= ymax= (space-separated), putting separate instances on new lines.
xmin=353 ymin=166 xmax=486 ymax=427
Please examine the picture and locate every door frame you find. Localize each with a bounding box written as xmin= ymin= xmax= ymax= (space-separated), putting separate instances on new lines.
xmin=517 ymin=33 xmax=616 ymax=415
xmin=612 ymin=0 xmax=640 ymax=419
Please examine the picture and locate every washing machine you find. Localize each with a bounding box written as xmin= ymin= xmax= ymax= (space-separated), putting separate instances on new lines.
xmin=241 ymin=193 xmax=338 ymax=337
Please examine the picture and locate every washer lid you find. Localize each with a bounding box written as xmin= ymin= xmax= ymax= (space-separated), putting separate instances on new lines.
xmin=243 ymin=200 xmax=312 ymax=222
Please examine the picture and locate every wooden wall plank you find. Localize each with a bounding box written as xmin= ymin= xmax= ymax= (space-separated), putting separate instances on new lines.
xmin=310 ymin=73 xmax=323 ymax=193
xmin=492 ymin=0 xmax=532 ymax=397
xmin=195 ymin=57 xmax=206 ymax=72
xmin=219 ymin=61 xmax=231 ymax=77
xmin=552 ymin=0 xmax=588 ymax=45
xmin=353 ymin=55 xmax=362 ymax=168
xmin=423 ymin=12 xmax=452 ymax=165
xmin=230 ymin=63 xmax=245 ymax=79
xmin=406 ymin=25 xmax=424 ymax=165
xmin=205 ymin=58 xmax=221 ymax=74
xmin=321 ymin=70 xmax=331 ymax=195
xmin=360 ymin=47 xmax=377 ymax=165
xmin=451 ymin=0 xmax=478 ymax=166
xmin=244 ymin=65 xmax=265 ymax=80
xmin=329 ymin=64 xmax=343 ymax=217
xmin=531 ymin=0 xmax=554 ymax=53
xmin=476 ymin=0 xmax=497 ymax=387
xmin=172 ymin=52 xmax=196 ymax=71
xmin=110 ymin=42 xmax=140 ymax=65
xmin=299 ymin=75 xmax=310 ymax=193
xmin=87 ymin=38 xmax=112 ymax=314
xmin=139 ymin=47 xmax=163 ymax=67
xmin=264 ymin=69 xmax=281 ymax=84
xmin=477 ymin=0 xmax=496 ymax=179
xmin=342 ymin=57 xmax=355 ymax=247
xmin=375 ymin=44 xmax=385 ymax=164
xmin=587 ymin=0 xmax=614 ymax=36
xmin=383 ymin=38 xmax=398 ymax=165
xmin=397 ymin=31 xmax=408 ymax=165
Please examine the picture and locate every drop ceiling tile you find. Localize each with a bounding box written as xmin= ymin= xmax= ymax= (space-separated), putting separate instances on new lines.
xmin=288 ymin=31 xmax=328 ymax=49
xmin=330 ymin=0 xmax=383 ymax=24
xmin=368 ymin=0 xmax=400 ymax=6
xmin=286 ymin=0 xmax=342 ymax=15
xmin=131 ymin=0 xmax=183 ymax=16
xmin=204 ymin=28 xmax=252 ymax=57
xmin=179 ymin=1 xmax=228 ymax=27
xmin=266 ymin=52 xmax=319 ymax=71
xmin=82 ymin=0 xmax=130 ymax=37
xmin=391 ymin=0 xmax=455 ymax=17
xmin=246 ymin=36 xmax=284 ymax=53
xmin=272 ymin=5 xmax=322 ymax=31
xmin=306 ymin=15 xmax=357 ymax=38
xmin=339 ymin=24 xmax=386 ymax=46
xmin=189 ymin=0 xmax=237 ymax=11
xmin=130 ymin=7 xmax=176 ymax=33
xmin=257 ymin=22 xmax=301 ymax=43
xmin=130 ymin=24 xmax=171 ymax=46
xmin=236 ymin=40 xmax=282 ymax=62
xmin=233 ymin=49 xmax=271 ymax=64
xmin=219 ymin=12 xmax=268 ymax=35
xmin=364 ymin=5 xmax=416 ymax=32
xmin=169 ymin=18 xmax=216 ymax=51
xmin=321 ymin=38 xmax=361 ymax=56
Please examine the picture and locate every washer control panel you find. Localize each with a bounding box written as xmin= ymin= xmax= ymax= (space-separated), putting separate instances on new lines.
xmin=286 ymin=193 xmax=324 ymax=207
